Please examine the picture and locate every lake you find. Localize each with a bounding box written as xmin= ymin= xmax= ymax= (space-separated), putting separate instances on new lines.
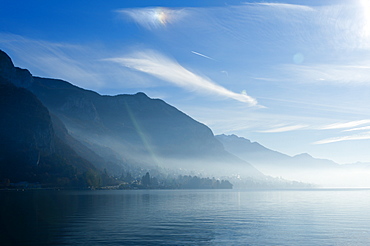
xmin=1 ymin=189 xmax=370 ymax=245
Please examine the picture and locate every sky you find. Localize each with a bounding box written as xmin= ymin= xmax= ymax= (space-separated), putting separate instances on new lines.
xmin=1 ymin=0 xmax=370 ymax=164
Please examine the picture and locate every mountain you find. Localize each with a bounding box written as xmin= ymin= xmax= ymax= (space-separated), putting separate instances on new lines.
xmin=0 ymin=77 xmax=102 ymax=187
xmin=216 ymin=134 xmax=347 ymax=185
xmin=0 ymin=50 xmax=263 ymax=180
xmin=216 ymin=134 xmax=291 ymax=164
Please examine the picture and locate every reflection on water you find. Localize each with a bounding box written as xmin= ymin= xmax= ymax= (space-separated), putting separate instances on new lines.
xmin=1 ymin=189 xmax=370 ymax=245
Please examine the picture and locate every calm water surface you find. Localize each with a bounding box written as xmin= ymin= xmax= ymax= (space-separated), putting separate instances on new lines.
xmin=1 ymin=189 xmax=370 ymax=245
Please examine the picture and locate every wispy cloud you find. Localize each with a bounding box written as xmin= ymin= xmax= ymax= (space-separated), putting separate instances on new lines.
xmin=344 ymin=125 xmax=370 ymax=132
xmin=178 ymin=102 xmax=328 ymax=136
xmin=320 ymin=120 xmax=370 ymax=130
xmin=106 ymin=50 xmax=259 ymax=106
xmin=314 ymin=132 xmax=370 ymax=144
xmin=259 ymin=124 xmax=308 ymax=133
xmin=244 ymin=2 xmax=314 ymax=12
xmin=116 ymin=7 xmax=188 ymax=30
xmin=314 ymin=119 xmax=370 ymax=144
xmin=279 ymin=63 xmax=370 ymax=85
xmin=191 ymin=51 xmax=216 ymax=61
xmin=0 ymin=33 xmax=157 ymax=91
xmin=0 ymin=33 xmax=105 ymax=88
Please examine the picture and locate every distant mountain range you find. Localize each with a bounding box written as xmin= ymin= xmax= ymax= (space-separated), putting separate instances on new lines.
xmin=216 ymin=134 xmax=338 ymax=172
xmin=216 ymin=134 xmax=370 ymax=187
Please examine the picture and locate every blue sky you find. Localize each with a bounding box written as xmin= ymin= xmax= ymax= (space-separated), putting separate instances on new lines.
xmin=1 ymin=0 xmax=370 ymax=164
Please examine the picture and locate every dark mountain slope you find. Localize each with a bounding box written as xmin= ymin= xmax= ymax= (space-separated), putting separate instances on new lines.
xmin=0 ymin=81 xmax=54 ymax=181
xmin=0 ymin=79 xmax=100 ymax=186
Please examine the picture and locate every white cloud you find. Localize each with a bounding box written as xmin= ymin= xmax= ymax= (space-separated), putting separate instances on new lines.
xmin=116 ymin=7 xmax=188 ymax=30
xmin=314 ymin=132 xmax=370 ymax=144
xmin=177 ymin=102 xmax=327 ymax=136
xmin=245 ymin=2 xmax=314 ymax=12
xmin=279 ymin=63 xmax=370 ymax=85
xmin=106 ymin=50 xmax=259 ymax=106
xmin=259 ymin=124 xmax=308 ymax=133
xmin=191 ymin=51 xmax=216 ymax=61
xmin=344 ymin=125 xmax=370 ymax=132
xmin=315 ymin=119 xmax=370 ymax=145
xmin=320 ymin=120 xmax=370 ymax=130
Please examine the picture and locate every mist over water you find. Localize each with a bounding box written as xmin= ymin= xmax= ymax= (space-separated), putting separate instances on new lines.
xmin=2 ymin=189 xmax=370 ymax=246
xmin=257 ymin=167 xmax=370 ymax=188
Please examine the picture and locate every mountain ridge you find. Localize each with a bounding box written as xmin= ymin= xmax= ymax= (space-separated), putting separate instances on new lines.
xmin=215 ymin=134 xmax=370 ymax=186
xmin=216 ymin=134 xmax=339 ymax=168
xmin=0 ymin=49 xmax=263 ymax=182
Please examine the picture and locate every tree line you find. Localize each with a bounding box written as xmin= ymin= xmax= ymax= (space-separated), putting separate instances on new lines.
xmin=117 ymin=172 xmax=233 ymax=189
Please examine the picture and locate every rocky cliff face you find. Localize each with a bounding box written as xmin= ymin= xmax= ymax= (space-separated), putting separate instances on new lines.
xmin=0 ymin=80 xmax=59 ymax=182
xmin=0 ymin=81 xmax=55 ymax=166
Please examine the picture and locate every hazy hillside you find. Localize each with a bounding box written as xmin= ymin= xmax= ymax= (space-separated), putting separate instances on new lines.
xmin=216 ymin=134 xmax=370 ymax=187
xmin=26 ymin=79 xmax=261 ymax=177
xmin=0 ymin=49 xmax=263 ymax=181
xmin=216 ymin=134 xmax=338 ymax=169
xmin=216 ymin=134 xmax=291 ymax=165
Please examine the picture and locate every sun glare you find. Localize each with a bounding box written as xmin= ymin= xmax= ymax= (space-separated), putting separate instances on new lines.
xmin=359 ymin=0 xmax=370 ymax=38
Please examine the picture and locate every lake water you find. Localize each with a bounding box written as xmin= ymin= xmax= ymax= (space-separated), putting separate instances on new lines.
xmin=1 ymin=189 xmax=370 ymax=245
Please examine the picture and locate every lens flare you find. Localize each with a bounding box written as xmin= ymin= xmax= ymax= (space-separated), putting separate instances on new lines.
xmin=124 ymin=101 xmax=161 ymax=166
xmin=154 ymin=8 xmax=168 ymax=25
xmin=293 ymin=53 xmax=304 ymax=64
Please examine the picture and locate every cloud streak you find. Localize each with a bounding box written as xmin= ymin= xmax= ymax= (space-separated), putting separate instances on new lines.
xmin=279 ymin=63 xmax=370 ymax=85
xmin=191 ymin=51 xmax=216 ymax=61
xmin=314 ymin=132 xmax=370 ymax=144
xmin=320 ymin=120 xmax=370 ymax=130
xmin=244 ymin=2 xmax=314 ymax=12
xmin=344 ymin=125 xmax=370 ymax=132
xmin=315 ymin=119 xmax=370 ymax=144
xmin=259 ymin=124 xmax=308 ymax=133
xmin=107 ymin=50 xmax=258 ymax=106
